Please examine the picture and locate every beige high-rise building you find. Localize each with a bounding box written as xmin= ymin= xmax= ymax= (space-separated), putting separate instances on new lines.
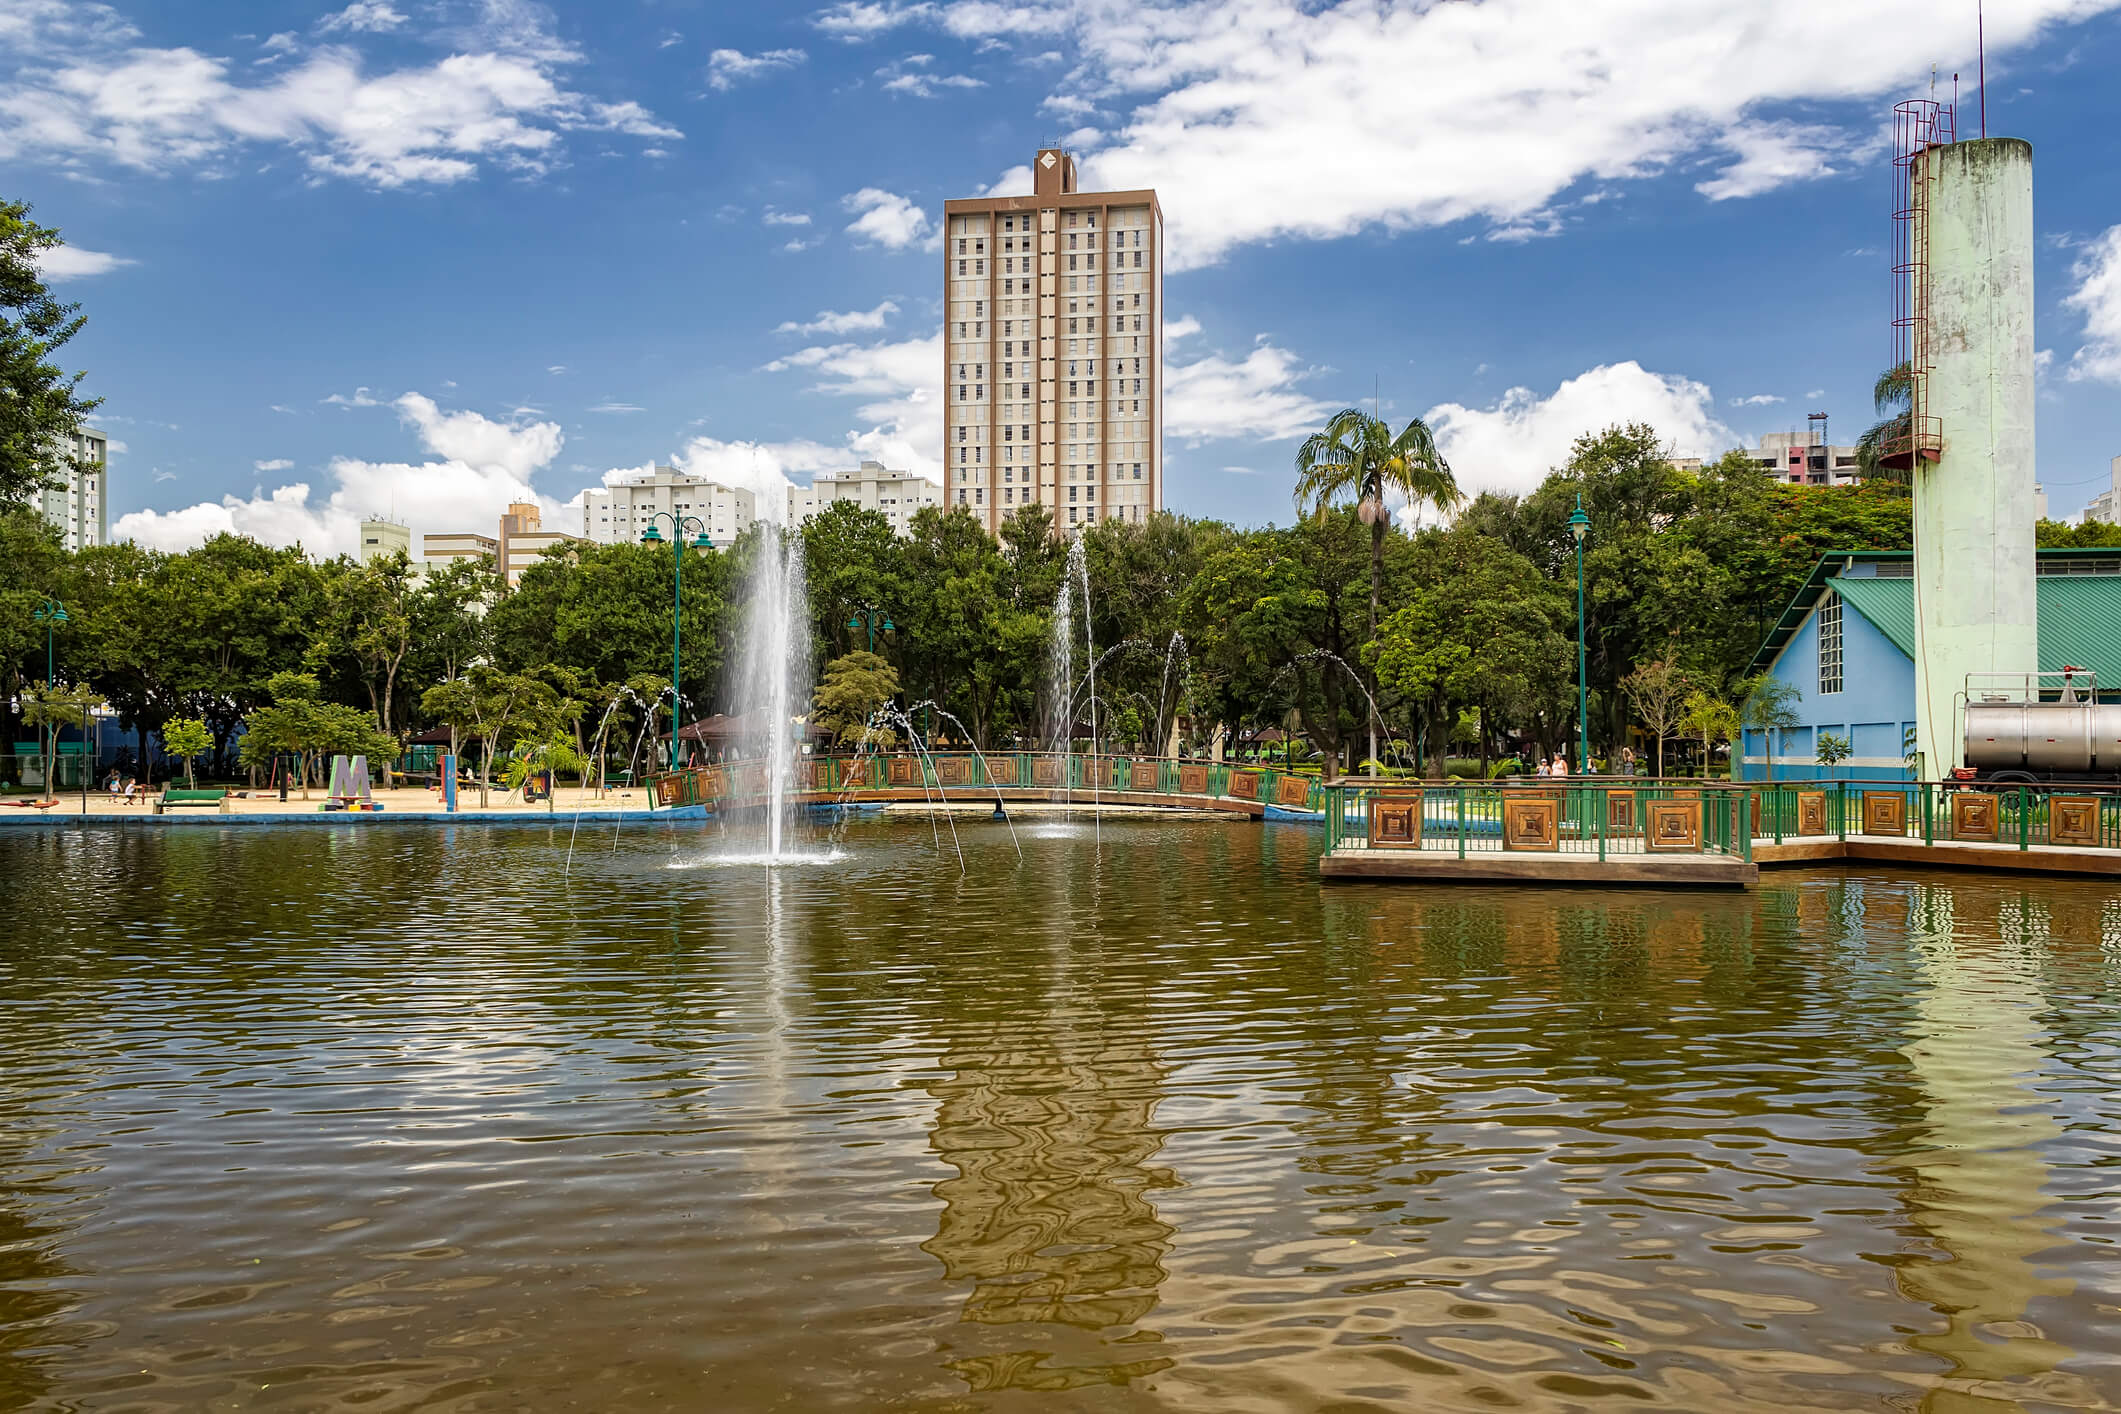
xmin=943 ymin=148 xmax=1162 ymax=534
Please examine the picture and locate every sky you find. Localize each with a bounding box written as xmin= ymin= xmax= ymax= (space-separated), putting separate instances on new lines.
xmin=6 ymin=0 xmax=2121 ymax=556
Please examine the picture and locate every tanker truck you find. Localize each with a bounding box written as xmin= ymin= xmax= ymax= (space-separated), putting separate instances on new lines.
xmin=1959 ymin=668 xmax=2121 ymax=784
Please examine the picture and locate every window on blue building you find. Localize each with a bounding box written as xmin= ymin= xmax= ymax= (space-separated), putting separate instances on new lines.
xmin=1818 ymin=596 xmax=1843 ymax=695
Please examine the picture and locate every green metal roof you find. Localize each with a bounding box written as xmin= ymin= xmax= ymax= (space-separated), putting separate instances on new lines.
xmin=1827 ymin=575 xmax=1915 ymax=657
xmin=1747 ymin=556 xmax=2121 ymax=684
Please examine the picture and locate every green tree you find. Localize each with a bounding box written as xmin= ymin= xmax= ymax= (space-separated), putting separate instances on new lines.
xmin=1 ymin=200 xmax=102 ymax=503
xmin=1855 ymin=362 xmax=1913 ymax=485
xmin=1815 ymin=732 xmax=1852 ymax=773
xmin=1294 ymin=407 xmax=1462 ymax=773
xmin=801 ymin=502 xmax=904 ymax=660
xmin=1679 ymin=690 xmax=1739 ymax=780
xmin=812 ymin=650 xmax=902 ymax=746
xmin=20 ymin=681 xmax=102 ymax=801
xmin=1738 ymin=673 xmax=1801 ymax=783
xmin=0 ymin=505 xmax=68 ymax=748
xmin=420 ymin=666 xmax=564 ymax=807
xmin=2036 ymin=517 xmax=2121 ymax=548
xmin=236 ymin=671 xmax=392 ymax=798
xmin=160 ymin=717 xmax=213 ymax=786
xmin=315 ymin=551 xmax=418 ymax=748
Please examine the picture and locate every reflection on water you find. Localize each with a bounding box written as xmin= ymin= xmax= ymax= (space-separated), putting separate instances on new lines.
xmin=2 ymin=819 xmax=2119 ymax=1411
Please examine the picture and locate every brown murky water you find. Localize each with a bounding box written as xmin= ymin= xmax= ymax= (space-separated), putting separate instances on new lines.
xmin=3 ymin=816 xmax=2119 ymax=1411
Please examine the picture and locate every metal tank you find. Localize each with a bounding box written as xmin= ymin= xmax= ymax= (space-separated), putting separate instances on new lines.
xmin=1964 ymin=701 xmax=2121 ymax=777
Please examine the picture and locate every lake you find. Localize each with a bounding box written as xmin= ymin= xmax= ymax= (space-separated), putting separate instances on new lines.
xmin=2 ymin=815 xmax=2117 ymax=1411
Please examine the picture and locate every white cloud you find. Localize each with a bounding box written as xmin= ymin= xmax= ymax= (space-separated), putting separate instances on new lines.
xmin=115 ymin=393 xmax=571 ymax=553
xmin=915 ymin=0 xmax=2118 ymax=270
xmin=323 ymin=386 xmax=381 ymax=407
xmin=253 ymin=457 xmax=294 ymax=471
xmin=0 ymin=0 xmax=679 ymax=187
xmin=842 ymin=186 xmax=931 ymax=249
xmin=876 ymin=55 xmax=982 ymax=97
xmin=317 ymin=2 xmax=406 ymax=34
xmin=1162 ymin=315 xmax=1201 ymax=343
xmin=1425 ymin=362 xmax=1732 ymax=500
xmin=587 ymin=400 xmax=646 ymax=413
xmin=761 ymin=330 xmax=943 ymax=481
xmin=1694 ymin=122 xmax=1855 ymax=201
xmin=775 ymin=300 xmax=899 ymax=335
xmin=2064 ymin=224 xmax=2121 ymax=385
xmin=547 ymin=364 xmax=567 ymax=374
xmin=1163 ymin=336 xmax=1335 ymax=445
xmin=29 ymin=244 xmax=133 ymax=280
xmin=762 ymin=207 xmax=812 ymax=226
xmin=706 ymin=47 xmax=807 ymax=90
xmin=1729 ymin=393 xmax=1783 ymax=407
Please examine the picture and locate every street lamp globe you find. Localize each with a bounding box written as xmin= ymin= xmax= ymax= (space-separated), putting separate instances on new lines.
xmin=640 ymin=524 xmax=664 ymax=543
xmin=1568 ymin=496 xmax=1589 ymax=544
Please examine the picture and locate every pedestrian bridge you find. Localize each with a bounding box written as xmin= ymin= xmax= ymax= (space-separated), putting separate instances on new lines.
xmin=651 ymin=751 xmax=1329 ymax=818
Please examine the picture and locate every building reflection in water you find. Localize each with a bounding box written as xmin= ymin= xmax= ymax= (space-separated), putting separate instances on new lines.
xmin=1888 ymin=882 xmax=2074 ymax=1410
xmin=919 ymin=1002 xmax=1177 ymax=1392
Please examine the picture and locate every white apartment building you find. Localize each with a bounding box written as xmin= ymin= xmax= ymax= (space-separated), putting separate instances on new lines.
xmin=786 ymin=460 xmax=941 ymax=535
xmin=943 ymin=147 xmax=1163 ymax=534
xmin=359 ymin=519 xmax=411 ymax=563
xmin=38 ymin=426 xmax=108 ymax=551
xmin=582 ymin=467 xmax=756 ymax=548
xmin=2083 ymin=456 xmax=2120 ymax=524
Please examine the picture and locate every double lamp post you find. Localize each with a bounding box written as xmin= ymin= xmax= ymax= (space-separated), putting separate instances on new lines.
xmin=640 ymin=512 xmax=711 ymax=770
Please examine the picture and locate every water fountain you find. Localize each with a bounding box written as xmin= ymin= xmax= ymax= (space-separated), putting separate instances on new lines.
xmin=729 ymin=522 xmax=818 ymax=863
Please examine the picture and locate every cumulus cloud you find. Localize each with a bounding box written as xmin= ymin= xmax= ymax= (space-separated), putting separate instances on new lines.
xmin=0 ymin=0 xmax=678 ymax=186
xmin=2064 ymin=224 xmax=2121 ymax=385
xmin=762 ymin=330 xmax=944 ymax=481
xmin=115 ymin=393 xmax=569 ymax=553
xmin=762 ymin=207 xmax=811 ymax=226
xmin=30 ymin=244 xmax=133 ymax=280
xmin=911 ymin=0 xmax=2117 ymax=270
xmin=253 ymin=457 xmax=293 ymax=471
xmin=775 ymin=300 xmax=899 ymax=335
xmin=842 ymin=187 xmax=931 ymax=249
xmin=1729 ymin=393 xmax=1783 ymax=407
xmin=1425 ymin=362 xmax=1733 ymax=499
xmin=323 ymin=386 xmax=382 ymax=407
xmin=1163 ymin=336 xmax=1335 ymax=446
xmin=876 ymin=54 xmax=982 ymax=96
xmin=706 ymin=47 xmax=806 ymax=90
xmin=317 ymin=2 xmax=406 ymax=34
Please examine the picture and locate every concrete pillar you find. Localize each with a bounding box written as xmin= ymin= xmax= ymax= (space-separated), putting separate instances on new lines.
xmin=1912 ymin=138 xmax=2040 ymax=777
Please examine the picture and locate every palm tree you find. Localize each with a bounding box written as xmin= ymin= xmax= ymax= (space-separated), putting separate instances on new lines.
xmin=1855 ymin=362 xmax=1913 ymax=486
xmin=1294 ymin=406 xmax=1463 ymax=773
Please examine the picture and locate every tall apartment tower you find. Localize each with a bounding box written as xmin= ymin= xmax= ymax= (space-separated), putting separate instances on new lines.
xmin=942 ymin=147 xmax=1162 ymax=534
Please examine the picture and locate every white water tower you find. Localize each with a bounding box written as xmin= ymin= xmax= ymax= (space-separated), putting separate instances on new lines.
xmin=1888 ymin=106 xmax=2039 ymax=776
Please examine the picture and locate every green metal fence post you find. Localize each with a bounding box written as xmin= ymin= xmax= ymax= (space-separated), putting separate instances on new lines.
xmin=1458 ymin=784 xmax=1467 ymax=859
xmin=1921 ymin=782 xmax=1933 ymax=845
xmin=2019 ymin=786 xmax=2030 ymax=851
xmin=1597 ymin=786 xmax=1606 ymax=862
xmin=1836 ymin=783 xmax=1846 ymax=842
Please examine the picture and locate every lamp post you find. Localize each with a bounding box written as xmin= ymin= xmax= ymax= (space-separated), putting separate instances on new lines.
xmin=31 ymin=598 xmax=68 ymax=796
xmin=1568 ymin=495 xmax=1590 ymax=774
xmin=846 ymin=606 xmax=894 ymax=652
xmin=640 ymin=514 xmax=711 ymax=770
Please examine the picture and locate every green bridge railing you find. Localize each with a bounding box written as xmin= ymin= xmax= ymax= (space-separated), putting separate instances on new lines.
xmin=651 ymin=751 xmax=1333 ymax=814
xmin=1321 ymin=779 xmax=2121 ymax=858
xmin=1321 ymin=781 xmax=1755 ymax=862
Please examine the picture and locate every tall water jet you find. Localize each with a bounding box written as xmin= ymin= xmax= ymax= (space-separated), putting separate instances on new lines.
xmin=736 ymin=523 xmax=813 ymax=861
xmin=1068 ymin=537 xmax=1098 ymax=757
xmin=1046 ymin=572 xmax=1074 ymax=755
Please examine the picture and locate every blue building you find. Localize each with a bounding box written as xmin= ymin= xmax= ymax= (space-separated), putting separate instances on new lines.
xmin=1739 ymin=548 xmax=2121 ymax=781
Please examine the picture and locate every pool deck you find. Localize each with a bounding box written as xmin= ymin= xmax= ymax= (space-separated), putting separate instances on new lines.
xmin=1321 ymin=832 xmax=2118 ymax=886
xmin=1319 ymin=849 xmax=1758 ymax=887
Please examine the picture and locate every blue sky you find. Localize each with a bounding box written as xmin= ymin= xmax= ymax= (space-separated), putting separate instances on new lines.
xmin=6 ymin=0 xmax=2121 ymax=553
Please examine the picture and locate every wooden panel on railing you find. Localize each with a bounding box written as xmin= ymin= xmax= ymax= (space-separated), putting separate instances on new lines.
xmin=1031 ymin=756 xmax=1064 ymax=787
xmin=1606 ymin=790 xmax=1635 ymax=834
xmin=886 ymin=756 xmax=920 ymax=787
xmin=1227 ymin=771 xmax=1261 ymax=801
xmin=1862 ymin=790 xmax=1906 ymax=837
xmin=1368 ymin=793 xmax=1423 ymax=849
xmin=1178 ymin=764 xmax=1209 ymax=795
xmin=1645 ymin=797 xmax=1702 ymax=852
xmin=986 ymin=756 xmax=1019 ymax=785
xmin=1275 ymin=775 xmax=1313 ymax=807
xmin=655 ymin=774 xmax=682 ymax=806
xmin=2050 ymin=796 xmax=2100 ymax=847
xmin=934 ymin=755 xmax=971 ymax=786
xmin=1796 ymin=790 xmax=1828 ymax=836
xmin=1129 ymin=761 xmax=1160 ymax=792
xmin=1503 ymin=797 xmax=1559 ymax=850
xmin=803 ymin=759 xmax=833 ymax=790
xmin=1950 ymin=791 xmax=2000 ymax=842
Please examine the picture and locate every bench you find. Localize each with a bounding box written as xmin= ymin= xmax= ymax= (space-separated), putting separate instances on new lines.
xmin=156 ymin=788 xmax=229 ymax=815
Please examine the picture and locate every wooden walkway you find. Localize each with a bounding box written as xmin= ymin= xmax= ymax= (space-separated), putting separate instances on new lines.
xmin=1319 ymin=849 xmax=1756 ymax=887
xmin=1754 ymin=836 xmax=2121 ymax=877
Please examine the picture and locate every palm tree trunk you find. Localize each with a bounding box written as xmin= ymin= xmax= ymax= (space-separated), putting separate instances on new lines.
xmin=1368 ymin=514 xmax=1383 ymax=779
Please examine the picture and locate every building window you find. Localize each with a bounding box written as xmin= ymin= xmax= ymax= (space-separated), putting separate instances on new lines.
xmin=1818 ymin=595 xmax=1843 ymax=695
